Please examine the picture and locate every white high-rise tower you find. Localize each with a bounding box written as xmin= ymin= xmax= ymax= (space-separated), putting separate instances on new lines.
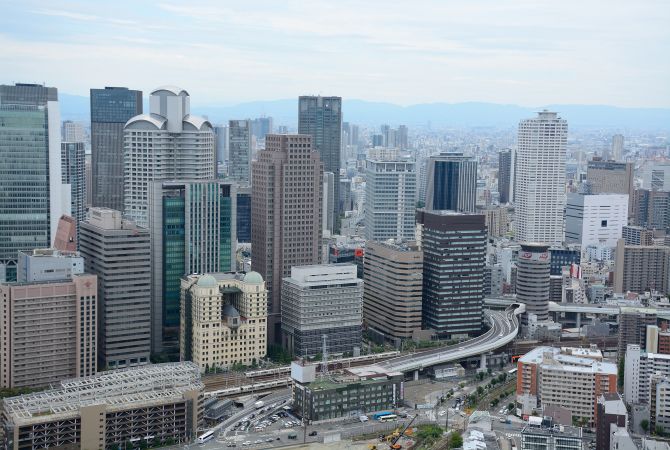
xmin=123 ymin=86 xmax=215 ymax=228
xmin=514 ymin=111 xmax=567 ymax=245
xmin=611 ymin=134 xmax=624 ymax=161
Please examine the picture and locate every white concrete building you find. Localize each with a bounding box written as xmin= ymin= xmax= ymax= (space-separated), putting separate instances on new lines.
xmin=364 ymin=159 xmax=417 ymax=242
xmin=123 ymin=86 xmax=215 ymax=228
xmin=16 ymin=248 xmax=83 ymax=283
xmin=565 ymin=193 xmax=628 ymax=249
xmin=624 ymin=344 xmax=670 ymax=405
xmin=514 ymin=111 xmax=568 ymax=245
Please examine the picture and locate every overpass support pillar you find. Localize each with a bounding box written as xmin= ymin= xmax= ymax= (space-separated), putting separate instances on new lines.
xmin=414 ymin=370 xmax=419 ymax=381
xmin=576 ymin=312 xmax=582 ymax=329
xmin=480 ymin=353 xmax=487 ymax=371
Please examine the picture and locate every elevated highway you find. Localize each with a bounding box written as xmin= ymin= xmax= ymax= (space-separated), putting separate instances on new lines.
xmin=359 ymin=304 xmax=525 ymax=374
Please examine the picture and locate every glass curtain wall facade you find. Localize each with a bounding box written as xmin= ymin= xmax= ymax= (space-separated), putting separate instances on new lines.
xmin=90 ymin=87 xmax=142 ymax=211
xmin=61 ymin=142 xmax=86 ymax=242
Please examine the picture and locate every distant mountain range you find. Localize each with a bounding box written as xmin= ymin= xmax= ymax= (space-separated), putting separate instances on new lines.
xmin=60 ymin=94 xmax=670 ymax=130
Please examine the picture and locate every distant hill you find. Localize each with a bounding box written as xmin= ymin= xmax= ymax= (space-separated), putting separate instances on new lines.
xmin=59 ymin=93 xmax=670 ymax=130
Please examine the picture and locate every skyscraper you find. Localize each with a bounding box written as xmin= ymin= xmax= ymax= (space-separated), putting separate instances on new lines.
xmin=236 ymin=185 xmax=251 ymax=243
xmin=252 ymin=134 xmax=323 ymax=342
xmin=364 ymin=159 xmax=417 ymax=242
xmin=417 ymin=210 xmax=486 ymax=338
xmin=61 ymin=141 xmax=86 ymax=242
xmin=214 ymin=125 xmax=229 ymax=173
xmin=124 ymin=86 xmax=215 ymax=228
xmin=228 ymin=119 xmax=252 ymax=184
xmin=148 ymin=180 xmax=237 ymax=355
xmin=61 ymin=120 xmax=85 ymax=142
xmin=514 ymin=111 xmax=567 ymax=245
xmin=586 ymin=159 xmax=634 ymax=217
xmin=79 ymin=208 xmax=151 ymax=369
xmin=298 ymin=96 xmax=342 ymax=230
xmin=498 ymin=149 xmax=512 ymax=204
xmin=516 ymin=243 xmax=551 ymax=327
xmin=611 ymin=134 xmax=624 ymax=161
xmin=565 ymin=193 xmax=628 ymax=248
xmin=251 ymin=117 xmax=273 ymax=140
xmin=90 ymin=87 xmax=142 ymax=211
xmin=0 ymin=83 xmax=68 ymax=281
xmin=425 ymin=152 xmax=477 ymax=212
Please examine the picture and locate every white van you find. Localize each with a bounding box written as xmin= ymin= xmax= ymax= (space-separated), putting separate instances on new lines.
xmin=360 ymin=415 xmax=369 ymax=423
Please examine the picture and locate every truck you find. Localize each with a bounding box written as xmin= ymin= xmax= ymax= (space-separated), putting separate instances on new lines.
xmin=254 ymin=400 xmax=265 ymax=409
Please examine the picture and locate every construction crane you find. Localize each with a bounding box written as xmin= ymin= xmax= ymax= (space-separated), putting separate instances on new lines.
xmin=388 ymin=414 xmax=418 ymax=449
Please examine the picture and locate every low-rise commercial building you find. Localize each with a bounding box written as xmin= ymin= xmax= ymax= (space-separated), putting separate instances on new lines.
xmin=291 ymin=363 xmax=403 ymax=422
xmin=516 ymin=346 xmax=617 ymax=424
xmin=1 ymin=362 xmax=203 ymax=450
xmin=180 ymin=272 xmax=267 ymax=372
xmin=521 ymin=418 xmax=584 ymax=450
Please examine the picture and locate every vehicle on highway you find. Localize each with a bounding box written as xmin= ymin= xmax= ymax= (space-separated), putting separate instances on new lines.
xmin=309 ymin=431 xmax=318 ymax=436
xmin=196 ymin=430 xmax=215 ymax=444
xmin=288 ymin=433 xmax=298 ymax=440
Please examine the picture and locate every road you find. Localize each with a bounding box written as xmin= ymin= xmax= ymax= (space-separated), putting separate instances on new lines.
xmin=364 ymin=305 xmax=523 ymax=373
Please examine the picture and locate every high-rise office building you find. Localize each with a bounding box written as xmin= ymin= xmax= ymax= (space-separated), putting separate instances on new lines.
xmin=498 ymin=149 xmax=512 ymax=204
xmin=417 ymin=210 xmax=486 ymax=338
xmin=298 ymin=96 xmax=342 ymax=229
xmin=214 ymin=125 xmax=229 ymax=172
xmin=0 ymin=83 xmax=68 ymax=282
xmin=323 ymin=172 xmax=335 ymax=235
xmin=398 ymin=125 xmax=408 ymax=150
xmin=516 ymin=243 xmax=551 ymax=327
xmin=228 ymin=119 xmax=252 ymax=184
xmin=61 ymin=120 xmax=85 ymax=142
xmin=148 ymin=180 xmax=237 ymax=354
xmin=514 ymin=111 xmax=567 ymax=245
xmin=0 ymin=273 xmax=97 ymax=388
xmin=586 ymin=159 xmax=634 ymax=218
xmin=252 ymin=134 xmax=323 ymax=342
xmin=618 ymin=311 xmax=658 ymax=360
xmin=124 ymin=86 xmax=215 ymax=228
xmin=425 ymin=152 xmax=477 ymax=212
xmin=614 ymin=239 xmax=670 ymax=294
xmin=634 ymin=189 xmax=670 ymax=229
xmin=180 ymin=272 xmax=267 ymax=370
xmin=641 ymin=161 xmax=670 ymax=191
xmin=622 ymin=225 xmax=654 ymax=246
xmin=364 ymin=159 xmax=417 ymax=242
xmin=237 ymin=185 xmax=251 ymax=243
xmin=53 ymin=215 xmax=78 ymax=252
xmin=61 ymin=141 xmax=86 ymax=241
xmin=251 ymin=117 xmax=273 ymax=140
xmin=79 ymin=208 xmax=151 ymax=369
xmin=611 ymin=134 xmax=624 ymax=162
xmin=363 ymin=240 xmax=423 ymax=342
xmin=565 ymin=193 xmax=628 ymax=248
xmin=281 ymin=264 xmax=363 ymax=357
xmin=90 ymin=87 xmax=142 ymax=211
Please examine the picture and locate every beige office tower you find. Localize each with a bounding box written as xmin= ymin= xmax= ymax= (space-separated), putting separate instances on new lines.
xmin=363 ymin=240 xmax=423 ymax=342
xmin=586 ymin=159 xmax=634 ymax=217
xmin=251 ymin=134 xmax=323 ymax=343
xmin=0 ymin=274 xmax=97 ymax=388
xmin=180 ymin=272 xmax=267 ymax=371
xmin=614 ymin=239 xmax=670 ymax=294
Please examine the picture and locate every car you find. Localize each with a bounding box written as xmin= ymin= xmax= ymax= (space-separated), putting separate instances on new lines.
xmin=242 ymin=442 xmax=251 ymax=447
xmin=266 ymin=438 xmax=274 ymax=443
xmin=226 ymin=444 xmax=237 ymax=448
xmin=254 ymin=440 xmax=263 ymax=444
xmin=439 ymin=410 xmax=446 ymax=417
xmin=309 ymin=431 xmax=318 ymax=436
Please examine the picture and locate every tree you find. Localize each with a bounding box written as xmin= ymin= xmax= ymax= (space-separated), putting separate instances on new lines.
xmin=656 ymin=425 xmax=665 ymax=436
xmin=641 ymin=419 xmax=649 ymax=433
xmin=508 ymin=403 xmax=515 ymax=412
xmin=476 ymin=386 xmax=484 ymax=396
xmin=417 ymin=424 xmax=442 ymax=440
xmin=448 ymin=431 xmax=464 ymax=449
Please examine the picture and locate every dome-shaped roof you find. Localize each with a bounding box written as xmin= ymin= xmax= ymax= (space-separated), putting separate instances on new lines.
xmin=222 ymin=304 xmax=240 ymax=318
xmin=197 ymin=274 xmax=218 ymax=288
xmin=244 ymin=271 xmax=263 ymax=284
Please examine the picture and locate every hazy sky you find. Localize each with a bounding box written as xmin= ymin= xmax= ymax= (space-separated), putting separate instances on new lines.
xmin=2 ymin=0 xmax=669 ymax=107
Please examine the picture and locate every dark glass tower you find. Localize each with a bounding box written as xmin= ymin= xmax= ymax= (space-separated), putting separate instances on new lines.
xmin=417 ymin=209 xmax=486 ymax=338
xmin=298 ymin=96 xmax=342 ymax=231
xmin=425 ymin=152 xmax=477 ymax=212
xmin=90 ymin=87 xmax=142 ymax=211
xmin=61 ymin=141 xmax=86 ymax=243
xmin=498 ymin=149 xmax=512 ymax=204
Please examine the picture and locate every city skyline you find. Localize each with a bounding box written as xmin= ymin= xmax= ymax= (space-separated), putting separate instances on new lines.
xmin=2 ymin=1 xmax=669 ymax=108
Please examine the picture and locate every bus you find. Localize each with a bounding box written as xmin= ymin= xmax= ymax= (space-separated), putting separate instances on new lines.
xmin=507 ymin=368 xmax=518 ymax=375
xmin=196 ymin=430 xmax=215 ymax=444
xmin=373 ymin=411 xmax=393 ymax=420
xmin=379 ymin=414 xmax=398 ymax=422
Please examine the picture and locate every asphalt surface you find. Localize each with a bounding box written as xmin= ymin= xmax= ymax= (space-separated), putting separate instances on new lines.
xmin=371 ymin=306 xmax=521 ymax=373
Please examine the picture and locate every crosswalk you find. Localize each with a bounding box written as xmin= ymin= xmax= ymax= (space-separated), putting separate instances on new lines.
xmin=505 ymin=433 xmax=521 ymax=438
